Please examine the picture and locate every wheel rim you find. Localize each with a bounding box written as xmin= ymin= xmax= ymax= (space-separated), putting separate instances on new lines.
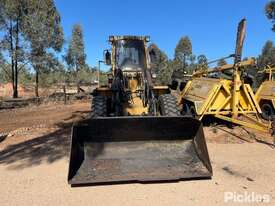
xmin=262 ymin=105 xmax=273 ymax=116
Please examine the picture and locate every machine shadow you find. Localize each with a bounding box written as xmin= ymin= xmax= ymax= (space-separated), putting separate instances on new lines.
xmin=0 ymin=111 xmax=90 ymax=170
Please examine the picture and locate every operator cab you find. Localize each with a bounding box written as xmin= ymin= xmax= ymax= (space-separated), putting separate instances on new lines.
xmin=115 ymin=39 xmax=147 ymax=72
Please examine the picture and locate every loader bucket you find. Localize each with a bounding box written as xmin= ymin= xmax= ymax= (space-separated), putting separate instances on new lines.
xmin=68 ymin=116 xmax=212 ymax=185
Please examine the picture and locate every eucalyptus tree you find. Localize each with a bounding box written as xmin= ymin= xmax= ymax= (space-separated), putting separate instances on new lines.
xmin=174 ymin=36 xmax=192 ymax=70
xmin=148 ymin=43 xmax=170 ymax=84
xmin=258 ymin=40 xmax=275 ymax=67
xmin=0 ymin=0 xmax=29 ymax=97
xmin=265 ymin=1 xmax=275 ymax=32
xmin=0 ymin=0 xmax=63 ymax=97
xmin=64 ymin=24 xmax=86 ymax=93
xmin=22 ymin=0 xmax=64 ymax=97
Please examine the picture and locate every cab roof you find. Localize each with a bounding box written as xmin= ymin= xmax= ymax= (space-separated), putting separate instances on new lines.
xmin=109 ymin=35 xmax=150 ymax=42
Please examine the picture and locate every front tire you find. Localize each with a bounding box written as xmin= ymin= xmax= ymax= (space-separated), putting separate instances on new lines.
xmin=158 ymin=94 xmax=180 ymax=116
xmin=91 ymin=96 xmax=107 ymax=117
xmin=182 ymin=103 xmax=198 ymax=119
xmin=261 ymin=103 xmax=274 ymax=120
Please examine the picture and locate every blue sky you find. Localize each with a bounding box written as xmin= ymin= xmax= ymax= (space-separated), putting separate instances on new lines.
xmin=55 ymin=0 xmax=274 ymax=68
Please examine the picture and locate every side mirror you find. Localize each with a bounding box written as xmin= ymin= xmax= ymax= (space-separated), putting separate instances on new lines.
xmin=149 ymin=50 xmax=157 ymax=65
xmin=104 ymin=50 xmax=111 ymax=65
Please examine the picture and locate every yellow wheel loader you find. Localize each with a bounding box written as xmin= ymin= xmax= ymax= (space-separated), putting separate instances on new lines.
xmin=68 ymin=36 xmax=212 ymax=185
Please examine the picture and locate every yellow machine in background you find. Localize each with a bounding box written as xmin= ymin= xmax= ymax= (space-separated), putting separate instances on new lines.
xmin=255 ymin=65 xmax=275 ymax=120
xmin=177 ymin=19 xmax=272 ymax=133
xmin=178 ymin=59 xmax=271 ymax=132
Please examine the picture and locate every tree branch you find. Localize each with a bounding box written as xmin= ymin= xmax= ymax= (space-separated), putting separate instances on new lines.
xmin=18 ymin=60 xmax=31 ymax=72
xmin=0 ymin=66 xmax=12 ymax=81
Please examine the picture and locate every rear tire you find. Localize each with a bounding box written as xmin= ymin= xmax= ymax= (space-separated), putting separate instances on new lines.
xmin=158 ymin=94 xmax=180 ymax=116
xmin=182 ymin=103 xmax=198 ymax=119
xmin=189 ymin=105 xmax=198 ymax=119
xmin=91 ymin=96 xmax=107 ymax=117
xmin=182 ymin=102 xmax=190 ymax=116
xmin=261 ymin=103 xmax=274 ymax=120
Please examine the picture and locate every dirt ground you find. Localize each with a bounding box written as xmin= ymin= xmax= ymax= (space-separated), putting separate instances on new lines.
xmin=0 ymin=101 xmax=274 ymax=206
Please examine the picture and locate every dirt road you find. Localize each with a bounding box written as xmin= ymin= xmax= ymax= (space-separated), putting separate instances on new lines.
xmin=0 ymin=102 xmax=274 ymax=205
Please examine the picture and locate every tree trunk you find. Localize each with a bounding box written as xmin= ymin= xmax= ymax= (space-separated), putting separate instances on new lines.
xmin=13 ymin=68 xmax=18 ymax=98
xmin=9 ymin=20 xmax=16 ymax=98
xmin=35 ymin=69 xmax=39 ymax=97
xmin=11 ymin=61 xmax=16 ymax=98
xmin=11 ymin=57 xmax=15 ymax=98
xmin=13 ymin=17 xmax=20 ymax=98
xmin=63 ymin=84 xmax=67 ymax=105
xmin=76 ymin=67 xmax=80 ymax=93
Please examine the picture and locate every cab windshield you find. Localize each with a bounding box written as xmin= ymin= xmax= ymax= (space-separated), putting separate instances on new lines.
xmin=115 ymin=39 xmax=146 ymax=71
